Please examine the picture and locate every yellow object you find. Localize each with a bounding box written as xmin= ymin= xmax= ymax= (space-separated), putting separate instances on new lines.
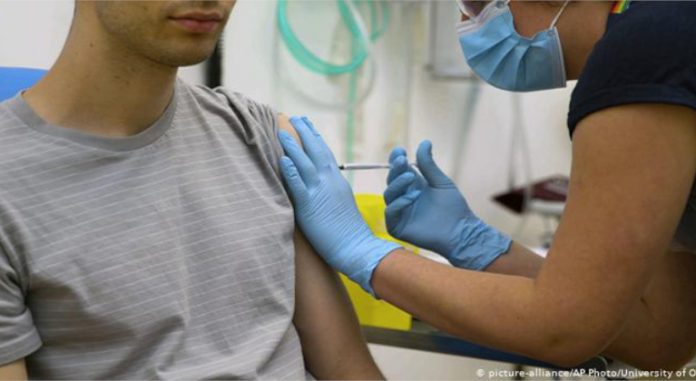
xmin=339 ymin=194 xmax=418 ymax=331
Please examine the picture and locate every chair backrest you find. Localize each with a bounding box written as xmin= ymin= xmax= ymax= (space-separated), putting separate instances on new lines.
xmin=0 ymin=67 xmax=47 ymax=102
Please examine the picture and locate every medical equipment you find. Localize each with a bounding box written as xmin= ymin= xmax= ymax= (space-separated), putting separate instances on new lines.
xmin=425 ymin=2 xmax=482 ymax=186
xmin=384 ymin=141 xmax=512 ymax=270
xmin=341 ymin=193 xmax=419 ymax=331
xmin=277 ymin=0 xmax=382 ymax=76
xmin=275 ymin=0 xmax=388 ymax=106
xmin=340 ymin=163 xmax=391 ymax=171
xmin=500 ymin=94 xmax=567 ymax=248
xmin=493 ymin=176 xmax=568 ymax=216
xmin=338 ymin=162 xmax=417 ymax=171
xmin=276 ymin=0 xmax=391 ymax=183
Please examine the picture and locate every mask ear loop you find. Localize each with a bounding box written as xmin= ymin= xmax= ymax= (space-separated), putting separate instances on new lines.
xmin=456 ymin=0 xmax=468 ymax=17
xmin=457 ymin=0 xmax=508 ymax=23
xmin=549 ymin=0 xmax=571 ymax=28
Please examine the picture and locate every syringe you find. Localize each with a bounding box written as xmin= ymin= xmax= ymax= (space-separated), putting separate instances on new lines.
xmin=338 ymin=162 xmax=417 ymax=171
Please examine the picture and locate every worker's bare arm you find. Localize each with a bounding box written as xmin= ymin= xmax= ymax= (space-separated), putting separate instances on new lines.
xmin=279 ymin=115 xmax=384 ymax=380
xmin=485 ymin=242 xmax=544 ymax=277
xmin=0 ymin=358 xmax=28 ymax=380
xmin=535 ymin=103 xmax=696 ymax=368
xmin=373 ymin=104 xmax=696 ymax=369
xmin=486 ymin=233 xmax=696 ymax=369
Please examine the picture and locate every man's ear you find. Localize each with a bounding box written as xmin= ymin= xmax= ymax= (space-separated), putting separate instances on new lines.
xmin=277 ymin=113 xmax=303 ymax=147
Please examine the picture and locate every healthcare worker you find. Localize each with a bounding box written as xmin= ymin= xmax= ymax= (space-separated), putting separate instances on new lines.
xmin=277 ymin=0 xmax=696 ymax=370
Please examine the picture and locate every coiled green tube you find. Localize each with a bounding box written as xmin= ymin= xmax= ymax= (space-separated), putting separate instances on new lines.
xmin=276 ymin=0 xmax=389 ymax=76
xmin=277 ymin=0 xmax=390 ymax=183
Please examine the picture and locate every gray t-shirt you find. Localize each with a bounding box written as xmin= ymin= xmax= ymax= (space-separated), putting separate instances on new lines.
xmin=0 ymin=80 xmax=309 ymax=379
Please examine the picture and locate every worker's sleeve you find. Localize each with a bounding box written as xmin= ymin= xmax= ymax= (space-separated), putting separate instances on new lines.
xmin=567 ymin=1 xmax=696 ymax=137
xmin=0 ymin=245 xmax=41 ymax=366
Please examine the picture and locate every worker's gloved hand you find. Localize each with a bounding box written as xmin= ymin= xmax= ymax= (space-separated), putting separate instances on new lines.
xmin=384 ymin=141 xmax=512 ymax=270
xmin=278 ymin=116 xmax=401 ymax=295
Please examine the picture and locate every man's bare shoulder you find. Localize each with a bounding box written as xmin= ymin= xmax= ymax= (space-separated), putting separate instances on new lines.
xmin=276 ymin=114 xmax=301 ymax=143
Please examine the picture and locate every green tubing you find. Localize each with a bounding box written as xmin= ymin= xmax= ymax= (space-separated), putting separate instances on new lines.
xmin=369 ymin=1 xmax=390 ymax=40
xmin=276 ymin=0 xmax=389 ymax=76
xmin=277 ymin=0 xmax=390 ymax=184
xmin=345 ymin=40 xmax=360 ymax=184
xmin=277 ymin=0 xmax=367 ymax=75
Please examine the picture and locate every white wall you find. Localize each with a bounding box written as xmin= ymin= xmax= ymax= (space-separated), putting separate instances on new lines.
xmin=0 ymin=1 xmax=74 ymax=70
xmin=0 ymin=1 xmax=204 ymax=84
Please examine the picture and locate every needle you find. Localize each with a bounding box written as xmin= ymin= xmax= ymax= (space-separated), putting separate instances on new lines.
xmin=338 ymin=162 xmax=417 ymax=171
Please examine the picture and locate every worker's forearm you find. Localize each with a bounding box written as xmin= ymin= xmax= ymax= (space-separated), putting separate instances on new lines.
xmin=481 ymin=242 xmax=689 ymax=369
xmin=485 ymin=242 xmax=544 ymax=278
xmin=372 ymin=249 xmax=594 ymax=366
xmin=457 ymin=239 xmax=691 ymax=369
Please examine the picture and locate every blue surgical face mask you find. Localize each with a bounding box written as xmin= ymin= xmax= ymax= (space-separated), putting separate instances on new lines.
xmin=457 ymin=0 xmax=570 ymax=92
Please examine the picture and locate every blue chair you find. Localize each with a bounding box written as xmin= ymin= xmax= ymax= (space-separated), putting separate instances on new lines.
xmin=0 ymin=67 xmax=47 ymax=102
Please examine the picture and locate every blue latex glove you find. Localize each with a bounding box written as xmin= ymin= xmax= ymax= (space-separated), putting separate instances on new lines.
xmin=278 ymin=116 xmax=401 ymax=295
xmin=383 ymin=140 xmax=512 ymax=270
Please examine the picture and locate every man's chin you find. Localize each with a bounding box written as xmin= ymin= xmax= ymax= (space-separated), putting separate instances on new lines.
xmin=154 ymin=50 xmax=216 ymax=68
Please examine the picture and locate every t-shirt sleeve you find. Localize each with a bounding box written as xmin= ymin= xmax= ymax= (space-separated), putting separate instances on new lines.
xmin=567 ymin=2 xmax=696 ymax=137
xmin=0 ymin=246 xmax=41 ymax=365
xmin=209 ymin=87 xmax=285 ymax=177
xmin=236 ymin=93 xmax=284 ymax=164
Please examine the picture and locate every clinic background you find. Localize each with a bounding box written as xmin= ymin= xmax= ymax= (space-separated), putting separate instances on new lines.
xmin=0 ymin=1 xmax=574 ymax=379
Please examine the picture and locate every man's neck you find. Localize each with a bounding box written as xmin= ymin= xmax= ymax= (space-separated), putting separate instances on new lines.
xmin=24 ymin=19 xmax=178 ymax=138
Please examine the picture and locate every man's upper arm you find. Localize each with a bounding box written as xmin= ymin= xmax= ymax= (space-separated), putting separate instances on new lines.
xmin=292 ymin=232 xmax=383 ymax=380
xmin=277 ymin=114 xmax=383 ymax=380
xmin=535 ymin=104 xmax=696 ymax=351
xmin=0 ymin=246 xmax=41 ymax=372
xmin=0 ymin=358 xmax=27 ymax=380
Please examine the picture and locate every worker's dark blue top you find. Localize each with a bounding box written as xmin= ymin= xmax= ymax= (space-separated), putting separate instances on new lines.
xmin=568 ymin=0 xmax=696 ymax=252
xmin=568 ymin=1 xmax=696 ymax=132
